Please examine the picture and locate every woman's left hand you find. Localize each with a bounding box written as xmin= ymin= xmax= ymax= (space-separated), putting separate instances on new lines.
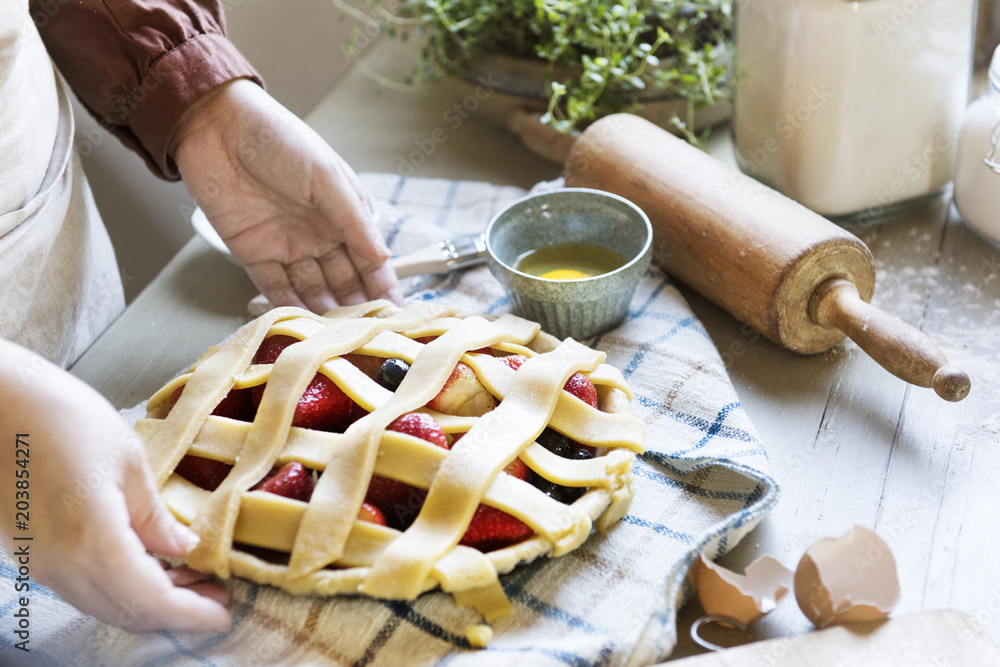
xmin=171 ymin=80 xmax=403 ymax=313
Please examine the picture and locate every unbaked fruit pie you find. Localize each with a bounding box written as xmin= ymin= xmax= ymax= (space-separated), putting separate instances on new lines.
xmin=136 ymin=300 xmax=646 ymax=633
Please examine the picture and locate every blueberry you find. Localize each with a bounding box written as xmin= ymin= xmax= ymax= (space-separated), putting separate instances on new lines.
xmin=536 ymin=428 xmax=594 ymax=460
xmin=531 ymin=429 xmax=593 ymax=504
xmin=378 ymin=358 xmax=410 ymax=391
xmin=529 ymin=473 xmax=587 ymax=505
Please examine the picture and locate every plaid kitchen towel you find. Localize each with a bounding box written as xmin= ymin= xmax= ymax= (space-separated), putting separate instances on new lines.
xmin=0 ymin=174 xmax=778 ymax=667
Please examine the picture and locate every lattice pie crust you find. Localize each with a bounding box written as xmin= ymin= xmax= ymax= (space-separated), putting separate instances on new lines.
xmin=137 ymin=300 xmax=646 ymax=625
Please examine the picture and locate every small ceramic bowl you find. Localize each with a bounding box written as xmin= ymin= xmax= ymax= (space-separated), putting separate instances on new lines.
xmin=485 ymin=188 xmax=653 ymax=340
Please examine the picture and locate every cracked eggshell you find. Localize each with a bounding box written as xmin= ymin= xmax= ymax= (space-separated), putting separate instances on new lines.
xmin=794 ymin=525 xmax=900 ymax=628
xmin=696 ymin=553 xmax=794 ymax=626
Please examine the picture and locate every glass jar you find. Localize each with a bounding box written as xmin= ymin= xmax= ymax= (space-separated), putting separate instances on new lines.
xmin=733 ymin=0 xmax=977 ymax=224
xmin=954 ymin=46 xmax=1000 ymax=242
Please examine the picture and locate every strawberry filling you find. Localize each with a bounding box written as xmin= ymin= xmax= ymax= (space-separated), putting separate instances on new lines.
xmin=172 ymin=341 xmax=602 ymax=555
xmin=250 ymin=461 xmax=314 ymax=502
xmin=427 ymin=361 xmax=497 ymax=417
xmin=459 ymin=504 xmax=534 ymax=552
xmin=251 ymin=335 xmax=357 ymax=433
xmin=362 ymin=418 xmax=535 ymax=551
xmin=174 ymin=455 xmax=232 ymax=491
xmin=499 ymin=354 xmax=599 ymax=408
xmin=169 ymin=385 xmax=256 ymax=422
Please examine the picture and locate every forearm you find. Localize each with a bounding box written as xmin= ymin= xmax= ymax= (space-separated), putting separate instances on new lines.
xmin=0 ymin=338 xmax=64 ymax=438
xmin=30 ymin=0 xmax=263 ymax=180
xmin=0 ymin=339 xmax=40 ymax=543
xmin=0 ymin=338 xmax=231 ymax=633
xmin=0 ymin=338 xmax=100 ymax=544
xmin=0 ymin=339 xmax=67 ymax=560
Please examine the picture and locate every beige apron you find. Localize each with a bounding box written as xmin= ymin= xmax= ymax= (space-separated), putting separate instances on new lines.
xmin=0 ymin=0 xmax=125 ymax=367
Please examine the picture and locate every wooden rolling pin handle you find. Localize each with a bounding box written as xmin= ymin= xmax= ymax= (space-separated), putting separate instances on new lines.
xmin=809 ymin=278 xmax=971 ymax=402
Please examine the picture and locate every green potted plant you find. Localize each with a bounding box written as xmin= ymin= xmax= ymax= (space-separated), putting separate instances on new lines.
xmin=336 ymin=0 xmax=732 ymax=160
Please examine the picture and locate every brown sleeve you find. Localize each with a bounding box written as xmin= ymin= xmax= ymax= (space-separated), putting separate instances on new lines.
xmin=30 ymin=0 xmax=264 ymax=181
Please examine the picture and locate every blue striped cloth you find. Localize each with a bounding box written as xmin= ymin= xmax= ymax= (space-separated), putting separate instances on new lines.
xmin=0 ymin=174 xmax=777 ymax=666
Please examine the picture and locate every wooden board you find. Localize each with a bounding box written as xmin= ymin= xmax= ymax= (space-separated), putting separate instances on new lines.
xmin=68 ymin=40 xmax=1000 ymax=661
xmin=665 ymin=611 xmax=1000 ymax=666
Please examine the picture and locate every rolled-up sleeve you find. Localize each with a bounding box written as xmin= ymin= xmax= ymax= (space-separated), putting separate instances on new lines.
xmin=30 ymin=0 xmax=264 ymax=180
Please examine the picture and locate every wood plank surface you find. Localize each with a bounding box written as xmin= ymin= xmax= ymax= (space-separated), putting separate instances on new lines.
xmin=663 ymin=610 xmax=1000 ymax=666
xmin=68 ymin=36 xmax=1000 ymax=662
xmin=672 ymin=148 xmax=1000 ymax=658
xmin=304 ymin=37 xmax=562 ymax=189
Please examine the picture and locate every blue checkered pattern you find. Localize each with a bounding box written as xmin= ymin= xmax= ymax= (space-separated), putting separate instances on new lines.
xmin=0 ymin=175 xmax=777 ymax=666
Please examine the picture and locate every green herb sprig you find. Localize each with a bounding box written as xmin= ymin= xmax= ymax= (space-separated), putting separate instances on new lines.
xmin=337 ymin=0 xmax=731 ymax=140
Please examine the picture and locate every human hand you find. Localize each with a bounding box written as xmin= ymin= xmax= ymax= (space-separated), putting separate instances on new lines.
xmin=170 ymin=79 xmax=403 ymax=313
xmin=0 ymin=340 xmax=232 ymax=633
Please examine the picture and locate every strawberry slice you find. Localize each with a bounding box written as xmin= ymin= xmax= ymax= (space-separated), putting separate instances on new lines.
xmin=364 ymin=478 xmax=427 ymax=529
xmin=343 ymin=401 xmax=370 ymax=428
xmin=448 ymin=431 xmax=533 ymax=550
xmin=253 ymin=334 xmax=300 ymax=365
xmin=460 ymin=505 xmax=533 ymax=552
xmin=499 ymin=354 xmax=598 ymax=408
xmin=365 ymin=412 xmax=449 ymax=528
xmin=503 ymin=456 xmax=530 ymax=481
xmin=387 ymin=412 xmax=448 ymax=448
xmin=175 ymin=455 xmax=233 ymax=491
xmin=563 ymin=371 xmax=598 ymax=409
xmin=497 ymin=354 xmax=527 ymax=371
xmin=358 ymin=501 xmax=387 ymax=526
xmin=427 ymin=361 xmax=497 ymax=417
xmin=251 ymin=461 xmax=314 ymax=502
xmin=251 ymin=335 xmax=355 ymax=432
xmin=169 ymin=385 xmax=256 ymax=422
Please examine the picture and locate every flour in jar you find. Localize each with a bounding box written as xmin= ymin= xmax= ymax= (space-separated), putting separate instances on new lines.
xmin=954 ymin=46 xmax=1000 ymax=242
xmin=734 ymin=0 xmax=975 ymax=221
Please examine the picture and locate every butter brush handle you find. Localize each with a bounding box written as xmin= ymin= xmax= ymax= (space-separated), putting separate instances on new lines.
xmin=390 ymin=233 xmax=487 ymax=279
xmin=808 ymin=278 xmax=970 ymax=402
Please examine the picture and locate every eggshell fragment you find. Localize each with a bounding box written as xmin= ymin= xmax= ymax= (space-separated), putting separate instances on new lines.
xmin=794 ymin=525 xmax=900 ymax=628
xmin=696 ymin=553 xmax=794 ymax=626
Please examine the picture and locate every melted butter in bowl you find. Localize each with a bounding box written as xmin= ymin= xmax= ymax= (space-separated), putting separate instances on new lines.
xmin=485 ymin=188 xmax=652 ymax=339
xmin=516 ymin=242 xmax=628 ymax=281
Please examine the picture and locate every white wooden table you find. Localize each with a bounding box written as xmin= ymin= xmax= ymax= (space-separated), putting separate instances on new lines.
xmin=71 ymin=38 xmax=1000 ymax=660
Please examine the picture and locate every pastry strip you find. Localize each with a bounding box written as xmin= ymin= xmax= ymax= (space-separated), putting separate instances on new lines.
xmin=360 ymin=339 xmax=604 ymax=599
xmin=156 ymin=420 xmax=595 ymax=549
xmin=288 ymin=314 xmax=540 ymax=578
xmin=145 ymin=306 xmax=320 ymax=487
xmin=466 ymin=355 xmax=646 ymax=451
xmin=186 ymin=303 xmax=451 ymax=575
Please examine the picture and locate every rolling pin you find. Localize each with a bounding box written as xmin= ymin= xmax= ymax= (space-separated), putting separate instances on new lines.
xmin=564 ymin=113 xmax=970 ymax=402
